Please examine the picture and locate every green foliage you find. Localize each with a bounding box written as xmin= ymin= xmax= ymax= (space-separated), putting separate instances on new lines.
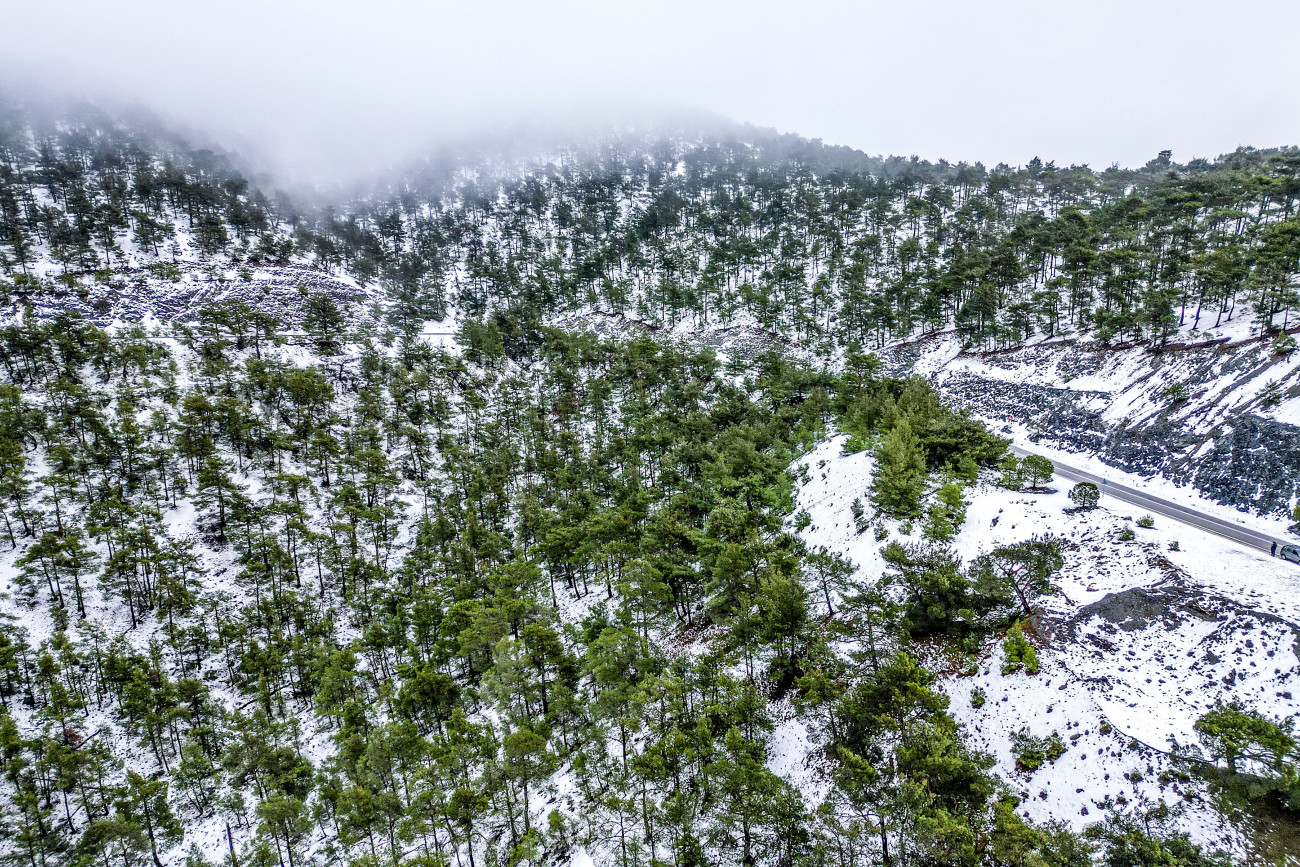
xmin=1118 ymin=524 xmax=1137 ymax=541
xmin=871 ymin=417 xmax=927 ymax=518
xmin=844 ymin=376 xmax=1007 ymax=473
xmin=1011 ymin=729 xmax=1066 ymax=772
xmin=923 ymin=481 xmax=969 ymax=542
xmin=1020 ymin=454 xmax=1054 ymax=491
xmin=970 ymin=535 xmax=1064 ymax=619
xmin=1085 ymin=812 xmax=1233 ymax=867
xmin=998 ymin=454 xmax=1025 ymax=490
xmin=1001 ymin=622 xmax=1039 ymax=675
xmin=457 ymin=317 xmax=505 ymax=364
xmin=1068 ymin=481 xmax=1101 ymax=510
xmin=7 ymin=101 xmax=1274 ymax=863
xmin=883 ymin=541 xmax=978 ymax=637
xmin=1193 ymin=702 xmax=1300 ymax=807
xmin=1136 ymin=514 xmax=1155 ymax=528
xmin=302 ymin=293 xmax=346 ymax=354
xmin=1259 ymin=379 xmax=1283 ymax=408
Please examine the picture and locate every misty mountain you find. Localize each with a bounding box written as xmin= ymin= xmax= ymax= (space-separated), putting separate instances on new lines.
xmin=2 ymin=99 xmax=1299 ymax=867
xmin=4 ymin=100 xmax=1299 ymax=354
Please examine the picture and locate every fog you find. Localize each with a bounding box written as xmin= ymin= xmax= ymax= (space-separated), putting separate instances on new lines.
xmin=6 ymin=0 xmax=1300 ymax=183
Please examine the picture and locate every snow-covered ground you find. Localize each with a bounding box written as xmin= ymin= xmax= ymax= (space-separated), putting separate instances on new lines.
xmin=997 ymin=425 xmax=1300 ymax=541
xmin=878 ymin=328 xmax=1300 ymax=522
xmin=783 ymin=435 xmax=1300 ymax=859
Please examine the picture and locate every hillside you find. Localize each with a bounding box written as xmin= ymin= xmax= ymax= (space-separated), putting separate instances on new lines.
xmin=2 ymin=100 xmax=1300 ymax=867
xmin=6 ymin=99 xmax=1300 ymax=516
xmin=875 ymin=329 xmax=1300 ymax=519
xmin=792 ymin=436 xmax=1300 ymax=863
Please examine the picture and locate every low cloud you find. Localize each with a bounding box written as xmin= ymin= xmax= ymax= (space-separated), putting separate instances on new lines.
xmin=6 ymin=0 xmax=1299 ymax=183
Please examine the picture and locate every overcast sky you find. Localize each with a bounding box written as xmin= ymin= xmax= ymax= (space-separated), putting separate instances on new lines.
xmin=5 ymin=0 xmax=1299 ymax=181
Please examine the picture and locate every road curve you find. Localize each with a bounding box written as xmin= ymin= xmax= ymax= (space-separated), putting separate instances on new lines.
xmin=1009 ymin=445 xmax=1283 ymax=555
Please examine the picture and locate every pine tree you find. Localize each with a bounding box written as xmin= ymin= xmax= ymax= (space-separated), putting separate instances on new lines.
xmin=871 ymin=418 xmax=927 ymax=518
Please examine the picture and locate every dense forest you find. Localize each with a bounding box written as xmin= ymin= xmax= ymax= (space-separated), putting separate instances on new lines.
xmin=1 ymin=101 xmax=1297 ymax=867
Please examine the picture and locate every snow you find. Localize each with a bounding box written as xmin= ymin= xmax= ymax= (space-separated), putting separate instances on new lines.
xmin=766 ymin=698 xmax=831 ymax=807
xmin=999 ymin=431 xmax=1298 ymax=542
xmin=784 ymin=433 xmax=1300 ymax=857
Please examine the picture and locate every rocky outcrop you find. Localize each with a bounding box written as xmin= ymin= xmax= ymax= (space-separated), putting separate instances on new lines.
xmin=12 ymin=263 xmax=374 ymax=330
xmin=883 ymin=335 xmax=1300 ymax=519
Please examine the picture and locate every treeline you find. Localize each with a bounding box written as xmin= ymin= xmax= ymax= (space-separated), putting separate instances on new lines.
xmin=0 ymin=311 xmax=1232 ymax=867
xmin=0 ymin=100 xmax=296 ymax=281
xmin=296 ymin=137 xmax=1300 ymax=350
xmin=4 ymin=103 xmax=1300 ymax=353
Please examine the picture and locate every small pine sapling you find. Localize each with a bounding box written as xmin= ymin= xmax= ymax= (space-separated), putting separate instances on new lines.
xmin=1260 ymin=380 xmax=1282 ymax=408
xmin=998 ymin=455 xmax=1024 ymax=491
xmin=1002 ymin=622 xmax=1039 ymax=675
xmin=922 ymin=482 xmax=967 ymax=542
xmin=1011 ymin=728 xmax=1047 ymax=772
xmin=1020 ymin=454 xmax=1054 ymax=491
xmin=1068 ymin=481 xmax=1100 ymax=510
xmin=850 ymin=497 xmax=869 ymax=534
xmin=1162 ymin=382 xmax=1189 ymax=406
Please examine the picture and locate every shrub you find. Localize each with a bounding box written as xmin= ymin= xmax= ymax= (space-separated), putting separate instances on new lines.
xmin=1002 ymin=622 xmax=1039 ymax=674
xmin=1086 ymin=814 xmax=1232 ymax=866
xmin=1021 ymin=454 xmax=1054 ymax=491
xmin=1011 ymin=729 xmax=1067 ymax=773
xmin=1068 ymin=481 xmax=1100 ymax=510
xmin=1118 ymin=525 xmax=1136 ymax=541
xmin=1274 ymin=333 xmax=1296 ymax=355
xmin=997 ymin=455 xmax=1024 ymax=490
xmin=842 ymin=434 xmax=868 ymax=454
xmin=971 ymin=686 xmax=986 ymax=708
xmin=1136 ymin=514 xmax=1155 ymax=528
xmin=1011 ymin=729 xmax=1046 ymax=772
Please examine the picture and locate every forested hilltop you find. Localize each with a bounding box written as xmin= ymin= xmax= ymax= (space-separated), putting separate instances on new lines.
xmin=3 ymin=101 xmax=1299 ymax=867
xmin=2 ymin=100 xmax=1299 ymax=351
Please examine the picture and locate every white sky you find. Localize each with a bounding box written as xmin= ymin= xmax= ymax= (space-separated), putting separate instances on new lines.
xmin=4 ymin=0 xmax=1299 ymax=180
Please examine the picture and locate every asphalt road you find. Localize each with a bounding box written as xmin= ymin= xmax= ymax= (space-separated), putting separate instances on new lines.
xmin=1009 ymin=445 xmax=1285 ymax=556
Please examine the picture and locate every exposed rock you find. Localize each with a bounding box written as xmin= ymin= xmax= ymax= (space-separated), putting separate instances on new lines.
xmin=879 ymin=335 xmax=1300 ymax=518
